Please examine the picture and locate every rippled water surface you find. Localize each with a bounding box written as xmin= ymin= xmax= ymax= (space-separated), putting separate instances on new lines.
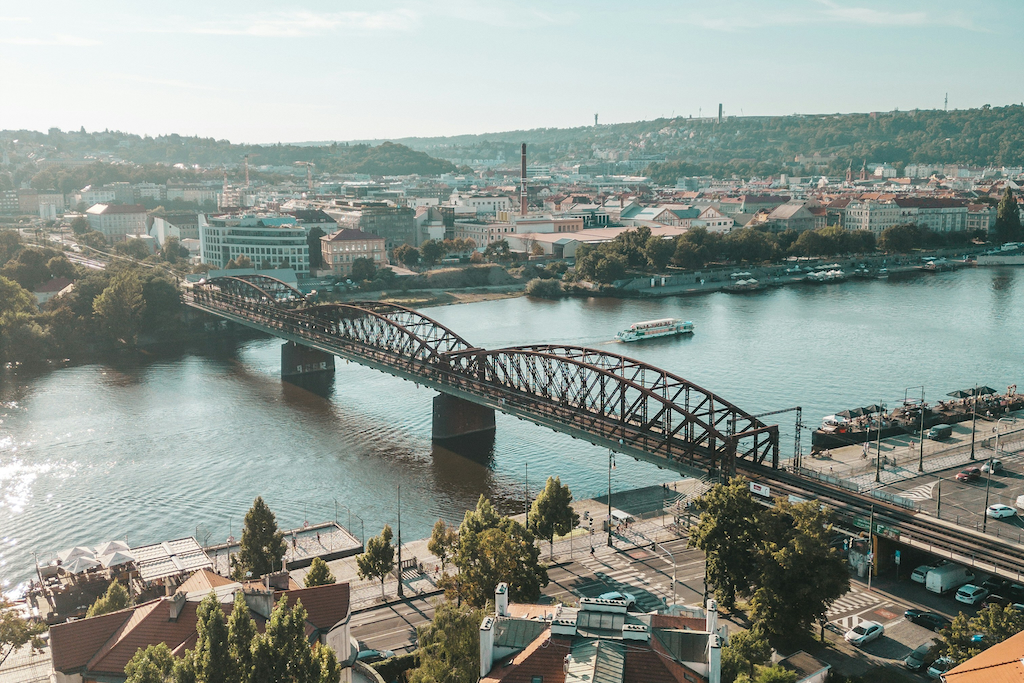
xmin=2 ymin=267 xmax=1023 ymax=587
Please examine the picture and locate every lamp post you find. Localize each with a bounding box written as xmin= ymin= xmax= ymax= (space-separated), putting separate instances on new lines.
xmin=655 ymin=542 xmax=677 ymax=606
xmin=874 ymin=401 xmax=885 ymax=483
xmin=607 ymin=449 xmax=615 ymax=548
xmin=983 ymin=417 xmax=1015 ymax=532
xmin=904 ymin=386 xmax=925 ymax=472
xmin=970 ymin=386 xmax=979 ymax=460
xmin=397 ymin=483 xmax=403 ymax=598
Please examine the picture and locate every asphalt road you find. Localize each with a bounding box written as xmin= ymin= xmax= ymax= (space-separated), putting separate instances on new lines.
xmin=885 ymin=442 xmax=1024 ymax=540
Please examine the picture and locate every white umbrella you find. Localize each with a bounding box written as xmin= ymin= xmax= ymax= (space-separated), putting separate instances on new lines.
xmin=100 ymin=551 xmax=136 ymax=568
xmin=58 ymin=546 xmax=96 ymax=563
xmin=64 ymin=556 xmax=100 ymax=574
xmin=94 ymin=540 xmax=130 ymax=557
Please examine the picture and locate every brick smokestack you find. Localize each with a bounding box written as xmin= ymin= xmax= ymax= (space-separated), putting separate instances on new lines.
xmin=520 ymin=142 xmax=528 ymax=217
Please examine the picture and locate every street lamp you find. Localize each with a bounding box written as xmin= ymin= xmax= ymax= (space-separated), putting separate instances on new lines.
xmin=904 ymin=386 xmax=925 ymax=472
xmin=983 ymin=417 xmax=1015 ymax=532
xmin=874 ymin=401 xmax=885 ymax=483
xmin=607 ymin=439 xmax=622 ymax=548
xmin=970 ymin=385 xmax=979 ymax=460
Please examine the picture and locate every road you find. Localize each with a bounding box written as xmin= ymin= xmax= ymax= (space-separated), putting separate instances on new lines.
xmin=351 ymin=538 xmax=700 ymax=654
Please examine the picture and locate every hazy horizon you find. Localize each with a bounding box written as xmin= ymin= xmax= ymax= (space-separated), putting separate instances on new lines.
xmin=3 ymin=0 xmax=1022 ymax=144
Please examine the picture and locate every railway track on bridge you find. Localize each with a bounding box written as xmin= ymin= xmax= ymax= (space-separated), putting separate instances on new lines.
xmin=742 ymin=464 xmax=1024 ymax=582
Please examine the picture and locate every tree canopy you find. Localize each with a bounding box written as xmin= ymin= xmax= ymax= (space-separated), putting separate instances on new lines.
xmin=995 ymin=187 xmax=1022 ymax=243
xmin=303 ymin=557 xmax=336 ymax=587
xmin=357 ymin=524 xmax=395 ymax=600
xmin=87 ymin=581 xmax=131 ymax=617
xmin=408 ymin=601 xmax=485 ymax=683
xmin=232 ymin=496 xmax=287 ymax=580
xmin=528 ymin=476 xmax=579 ymax=559
xmin=0 ymin=599 xmax=46 ymax=668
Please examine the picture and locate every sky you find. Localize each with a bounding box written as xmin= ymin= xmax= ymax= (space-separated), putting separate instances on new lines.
xmin=2 ymin=0 xmax=1022 ymax=144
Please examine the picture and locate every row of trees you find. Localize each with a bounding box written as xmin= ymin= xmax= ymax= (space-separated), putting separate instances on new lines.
xmin=570 ymin=217 xmax=996 ymax=284
xmin=392 ymin=238 xmax=478 ymax=268
xmin=689 ymin=478 xmax=849 ymax=642
xmin=124 ymin=592 xmax=338 ymax=683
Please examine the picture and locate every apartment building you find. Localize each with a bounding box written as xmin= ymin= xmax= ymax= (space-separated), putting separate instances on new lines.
xmin=199 ymin=214 xmax=310 ymax=275
xmin=843 ymin=199 xmax=902 ymax=235
xmin=320 ymin=228 xmax=386 ymax=277
xmin=326 ymin=200 xmax=415 ymax=250
xmin=85 ymin=203 xmax=149 ymax=242
xmin=893 ymin=197 xmax=968 ymax=232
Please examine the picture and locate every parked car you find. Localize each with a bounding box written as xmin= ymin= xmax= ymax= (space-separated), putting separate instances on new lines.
xmin=956 ymin=467 xmax=982 ymax=482
xmin=956 ymin=584 xmax=990 ymax=605
xmin=982 ymin=577 xmax=1008 ymax=593
xmin=912 ymin=561 xmax=947 ymax=584
xmin=1016 ymin=494 xmax=1024 ymax=511
xmin=598 ymin=591 xmax=637 ymax=609
xmin=904 ymin=642 xmax=938 ymax=671
xmin=844 ymin=620 xmax=884 ymax=646
xmin=982 ymin=459 xmax=1004 ymax=473
xmin=987 ymin=504 xmax=1016 ymax=519
xmin=982 ymin=594 xmax=1011 ymax=609
xmin=356 ymin=649 xmax=395 ymax=664
xmin=904 ymin=609 xmax=952 ymax=632
xmin=927 ymin=657 xmax=954 ymax=679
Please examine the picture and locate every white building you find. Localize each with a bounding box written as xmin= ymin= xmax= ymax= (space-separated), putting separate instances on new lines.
xmin=451 ymin=193 xmax=512 ymax=216
xmin=843 ymin=199 xmax=902 ymax=235
xmin=85 ymin=203 xmax=148 ymax=242
xmin=199 ymin=214 xmax=310 ymax=276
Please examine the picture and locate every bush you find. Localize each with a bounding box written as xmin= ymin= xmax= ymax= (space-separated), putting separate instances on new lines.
xmin=525 ymin=277 xmax=564 ymax=299
xmin=371 ymin=651 xmax=418 ymax=683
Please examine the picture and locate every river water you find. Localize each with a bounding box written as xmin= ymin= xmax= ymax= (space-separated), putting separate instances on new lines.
xmin=2 ymin=267 xmax=1023 ymax=589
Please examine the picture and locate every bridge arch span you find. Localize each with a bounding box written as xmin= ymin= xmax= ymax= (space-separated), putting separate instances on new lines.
xmin=198 ymin=274 xmax=304 ymax=304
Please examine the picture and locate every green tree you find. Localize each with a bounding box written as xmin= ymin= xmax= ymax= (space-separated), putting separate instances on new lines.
xmin=0 ymin=230 xmax=21 ymax=266
xmin=748 ymin=499 xmax=849 ymax=640
xmin=689 ymin=478 xmax=765 ymax=610
xmin=644 ymin=234 xmax=675 ymax=271
xmin=162 ymin=237 xmax=182 ymax=264
xmin=743 ymin=665 xmax=798 ymax=683
xmin=228 ymin=591 xmax=256 ymax=683
xmin=482 ymin=239 xmax=512 ymax=263
xmin=185 ymin=593 xmax=231 ymax=683
xmin=528 ymin=476 xmax=579 ymax=559
xmin=0 ymin=276 xmax=37 ymax=318
xmin=115 ymin=239 xmax=153 ymax=260
xmin=87 ymin=581 xmax=131 ymax=617
xmin=393 ymin=244 xmax=420 ymax=267
xmin=306 ymin=227 xmax=325 ymax=270
xmin=1 ymin=247 xmax=56 ymax=290
xmin=225 ymin=255 xmax=253 ymax=270
xmin=721 ymin=628 xmax=772 ymax=683
xmin=420 ymin=239 xmax=446 ymax=266
xmin=93 ymin=269 xmax=145 ymax=346
xmin=350 ymin=257 xmax=376 ymax=281
xmin=428 ymin=518 xmax=458 ymax=573
xmin=0 ymin=598 xmax=46 ymax=668
xmin=453 ymin=495 xmax=548 ymax=607
xmin=140 ymin=274 xmax=182 ymax=333
xmin=593 ymin=252 xmax=627 ymax=283
xmin=304 ymin=557 xmax=336 ymax=587
xmin=78 ymin=230 xmax=109 ymax=250
xmin=994 ymin=187 xmax=1022 ymax=243
xmin=878 ymin=223 xmax=920 ymax=253
xmin=71 ymin=216 xmax=90 ymax=235
xmin=232 ymin=496 xmax=288 ymax=580
xmin=357 ymin=524 xmax=396 ymax=600
xmin=124 ymin=643 xmax=178 ymax=683
xmin=525 ymin=277 xmax=564 ymax=299
xmin=408 ymin=601 xmax=485 ymax=683
xmin=943 ymin=604 xmax=1024 ymax=665
xmin=46 ymin=255 xmax=77 ymax=280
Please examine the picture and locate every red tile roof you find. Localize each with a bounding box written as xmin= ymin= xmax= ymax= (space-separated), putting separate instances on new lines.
xmin=34 ymin=277 xmax=73 ymax=293
xmin=50 ymin=609 xmax=131 ymax=672
xmin=482 ymin=632 xmax=570 ymax=683
xmin=275 ymin=582 xmax=351 ymax=633
xmin=945 ymin=629 xmax=1024 ymax=683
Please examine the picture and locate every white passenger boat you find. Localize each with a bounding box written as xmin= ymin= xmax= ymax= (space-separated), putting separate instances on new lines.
xmin=616 ymin=318 xmax=694 ymax=342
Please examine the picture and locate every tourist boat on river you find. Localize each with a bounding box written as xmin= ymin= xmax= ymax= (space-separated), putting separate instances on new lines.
xmin=616 ymin=318 xmax=694 ymax=342
xmin=811 ymin=385 xmax=1024 ymax=451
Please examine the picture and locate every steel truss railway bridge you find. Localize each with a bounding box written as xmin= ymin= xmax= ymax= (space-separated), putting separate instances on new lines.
xmin=186 ymin=274 xmax=1024 ymax=580
xmin=186 ymin=274 xmax=779 ymax=476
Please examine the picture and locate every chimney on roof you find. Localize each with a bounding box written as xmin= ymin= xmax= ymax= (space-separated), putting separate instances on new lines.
xmin=243 ymin=587 xmax=275 ymax=619
xmin=708 ymin=634 xmax=722 ymax=683
xmin=495 ymin=582 xmax=509 ymax=617
xmin=705 ymin=597 xmax=718 ymax=634
xmin=479 ymin=616 xmax=495 ymax=679
xmin=520 ymin=143 xmax=528 ymax=217
xmin=168 ymin=591 xmax=187 ymax=621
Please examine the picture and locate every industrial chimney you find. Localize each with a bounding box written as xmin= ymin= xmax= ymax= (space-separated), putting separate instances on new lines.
xmin=520 ymin=143 xmax=528 ymax=217
xmin=718 ymin=103 xmax=723 ymax=124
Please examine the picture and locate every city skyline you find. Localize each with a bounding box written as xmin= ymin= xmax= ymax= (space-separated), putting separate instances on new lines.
xmin=2 ymin=0 xmax=1022 ymax=144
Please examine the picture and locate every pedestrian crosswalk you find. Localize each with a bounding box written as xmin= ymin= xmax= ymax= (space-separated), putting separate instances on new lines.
xmin=900 ymin=481 xmax=937 ymax=501
xmin=827 ymin=589 xmax=880 ymax=618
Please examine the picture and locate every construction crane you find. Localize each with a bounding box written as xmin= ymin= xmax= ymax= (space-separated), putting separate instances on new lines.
xmin=294 ymin=161 xmax=314 ymax=192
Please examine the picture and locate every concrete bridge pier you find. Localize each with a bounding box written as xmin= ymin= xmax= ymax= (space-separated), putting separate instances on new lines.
xmin=281 ymin=341 xmax=335 ymax=380
xmin=432 ymin=393 xmax=495 ymax=441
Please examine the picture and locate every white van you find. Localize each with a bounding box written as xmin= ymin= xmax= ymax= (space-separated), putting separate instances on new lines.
xmin=926 ymin=564 xmax=975 ymax=594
